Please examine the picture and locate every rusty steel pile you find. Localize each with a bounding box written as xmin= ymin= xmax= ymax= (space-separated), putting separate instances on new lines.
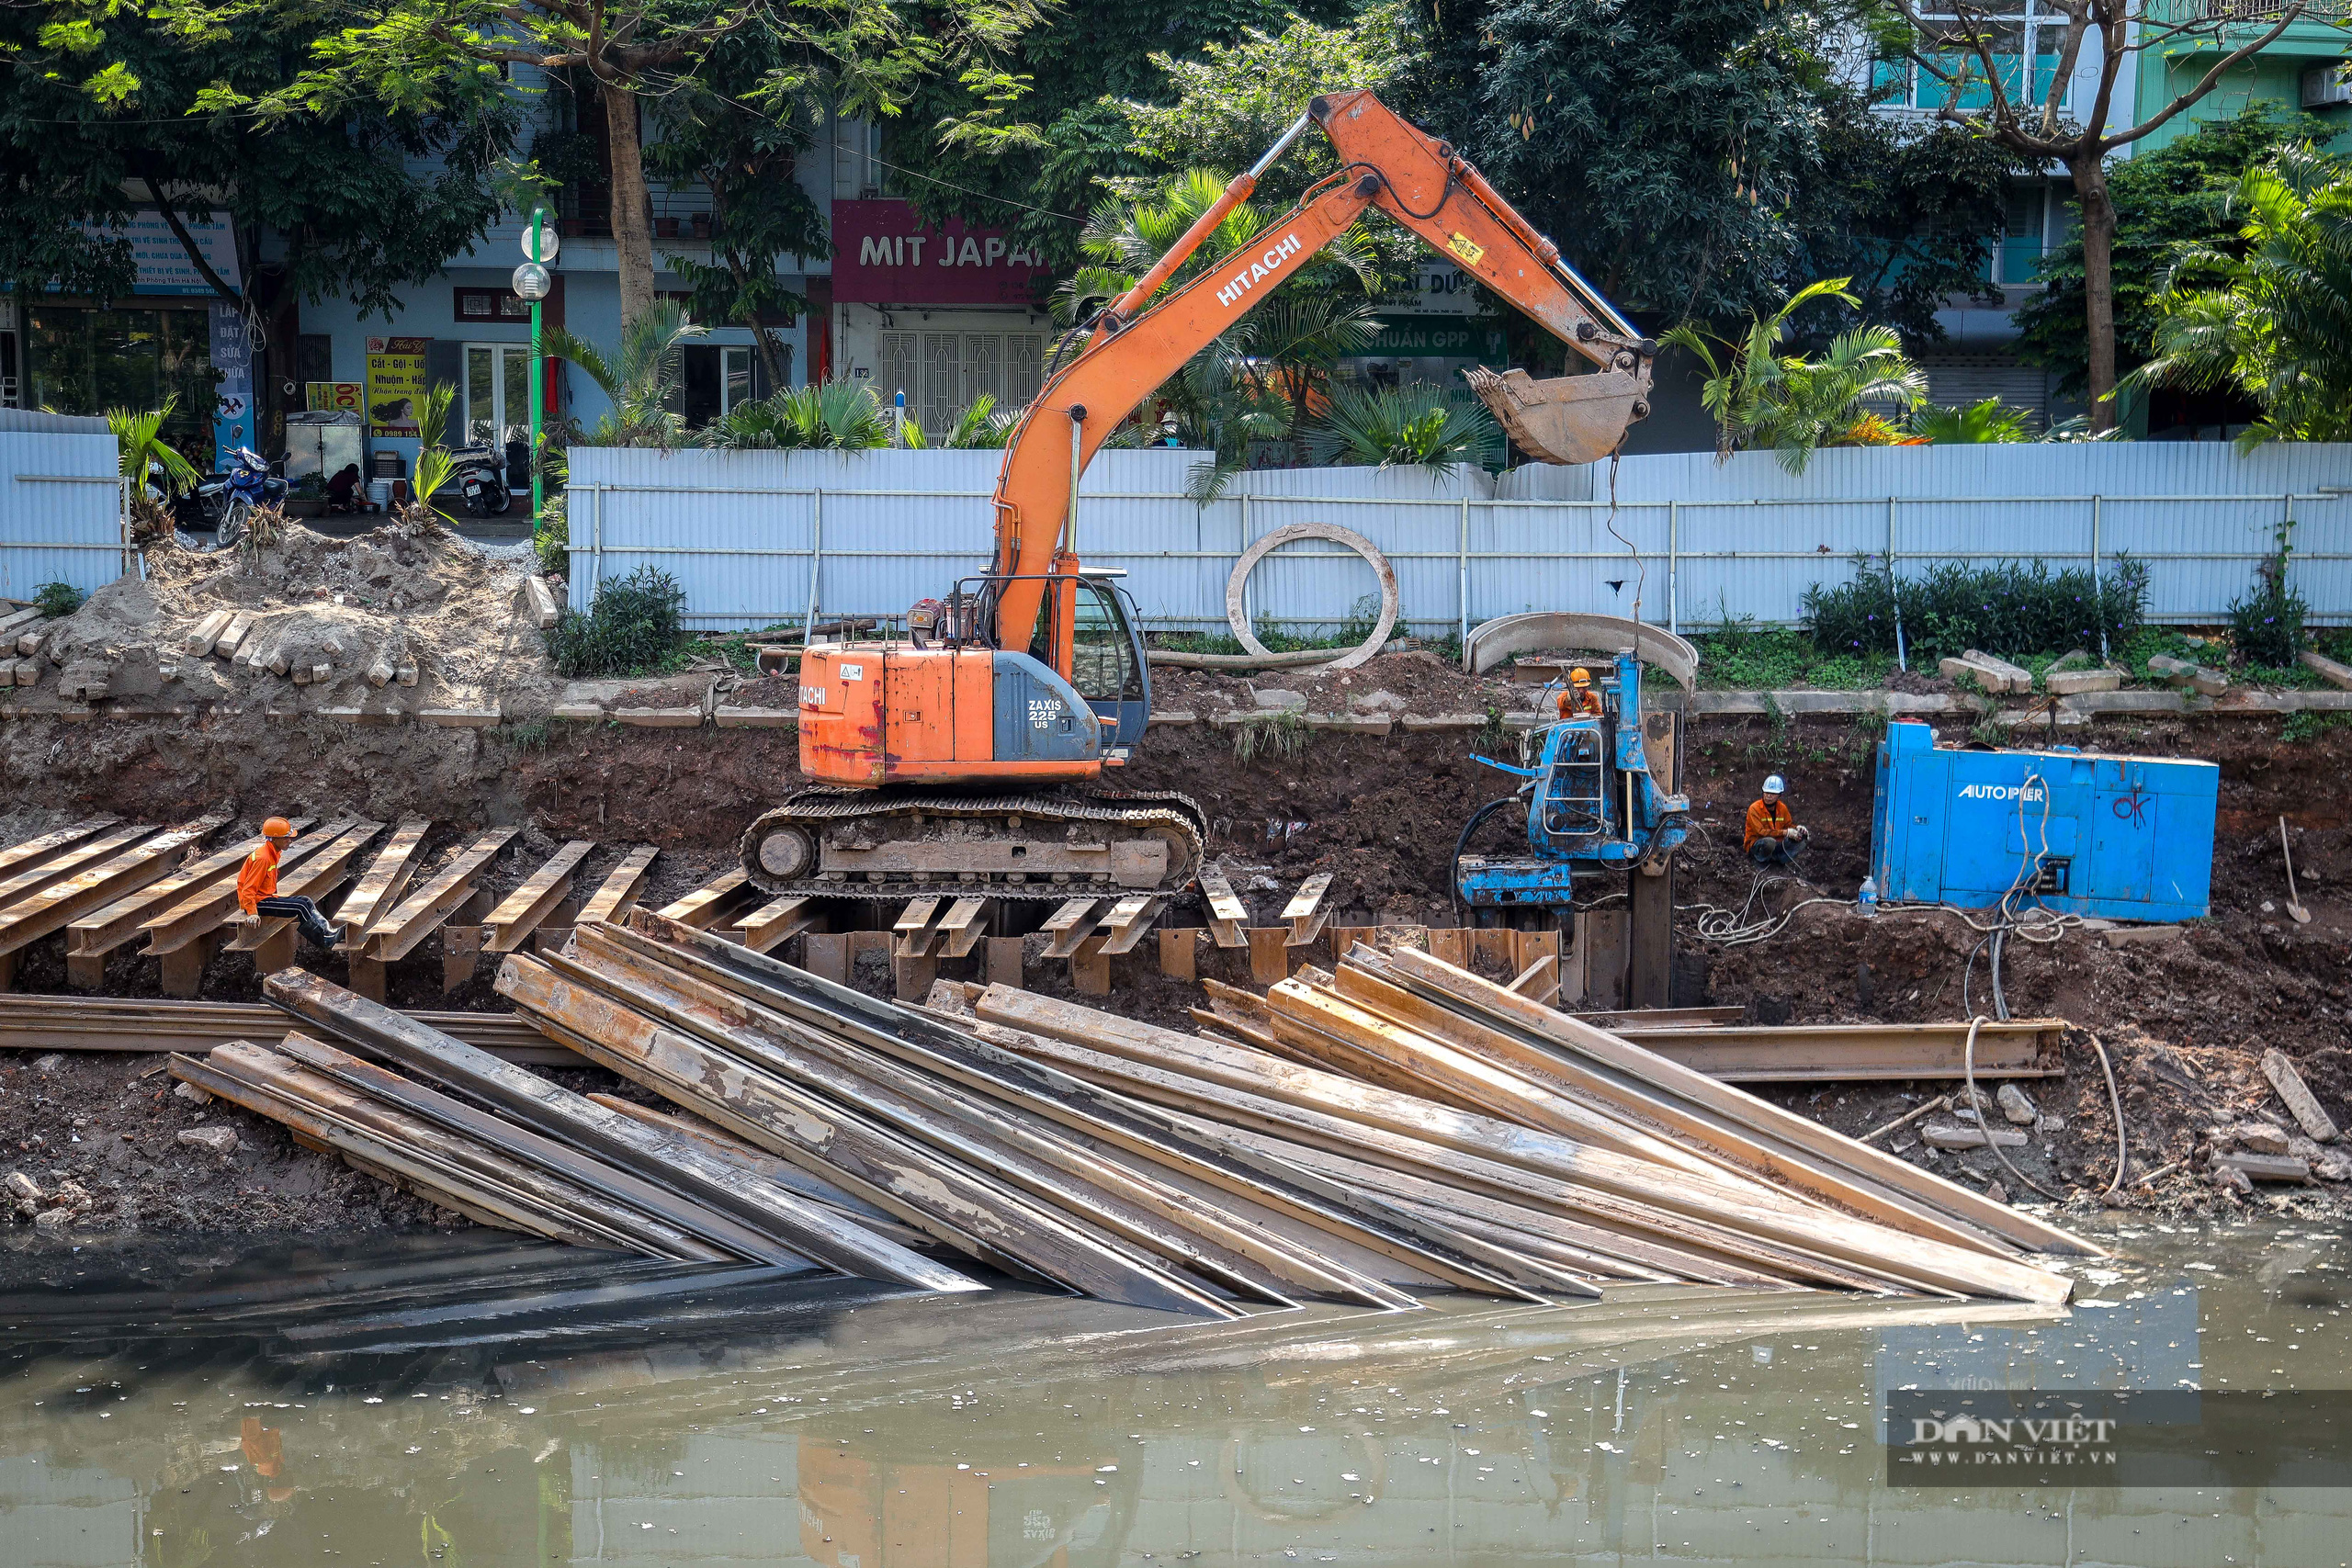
xmin=170 ymin=914 xmax=2094 ymax=1313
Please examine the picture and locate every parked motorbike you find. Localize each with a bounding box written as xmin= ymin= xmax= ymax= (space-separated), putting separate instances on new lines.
xmin=183 ymin=448 xmax=287 ymax=548
xmin=449 ymin=445 xmax=514 ymax=516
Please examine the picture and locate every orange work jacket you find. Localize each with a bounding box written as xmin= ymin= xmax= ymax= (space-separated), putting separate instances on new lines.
xmin=236 ymin=840 xmax=281 ymax=914
xmin=1744 ymin=798 xmax=1794 ymax=852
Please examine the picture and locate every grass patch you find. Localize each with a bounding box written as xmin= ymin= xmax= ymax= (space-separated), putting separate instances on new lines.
xmin=1232 ymin=710 xmax=1311 ymax=764
xmin=1690 ymin=610 xmax=1896 ymax=690
xmin=32 ymin=581 xmax=84 ymax=619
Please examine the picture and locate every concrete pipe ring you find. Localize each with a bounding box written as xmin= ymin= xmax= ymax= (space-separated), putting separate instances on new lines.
xmin=1225 ymin=522 xmax=1400 ymax=671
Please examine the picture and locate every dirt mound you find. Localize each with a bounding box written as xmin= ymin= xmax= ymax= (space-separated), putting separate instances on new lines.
xmin=27 ymin=524 xmax=557 ymax=716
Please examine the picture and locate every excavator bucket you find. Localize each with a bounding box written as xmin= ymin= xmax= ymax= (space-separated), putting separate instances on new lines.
xmin=1464 ymin=367 xmax=1651 ymax=466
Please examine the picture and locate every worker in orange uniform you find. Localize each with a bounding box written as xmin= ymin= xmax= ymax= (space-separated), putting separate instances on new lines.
xmin=1555 ymin=667 xmax=1605 ymax=720
xmin=236 ymin=818 xmax=345 ymax=948
xmin=1743 ymin=774 xmax=1811 ymax=863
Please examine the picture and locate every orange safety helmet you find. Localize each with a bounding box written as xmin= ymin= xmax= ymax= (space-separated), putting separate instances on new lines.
xmin=1568 ymin=667 xmax=1592 ymax=687
xmin=261 ymin=817 xmax=297 ymax=840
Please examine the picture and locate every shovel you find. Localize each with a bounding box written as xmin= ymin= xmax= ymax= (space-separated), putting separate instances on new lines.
xmin=1464 ymin=367 xmax=1651 ymax=465
xmin=2280 ymin=815 xmax=2312 ymax=924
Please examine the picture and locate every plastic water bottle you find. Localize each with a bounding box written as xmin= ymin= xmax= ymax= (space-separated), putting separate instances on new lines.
xmin=1859 ymin=874 xmax=1879 ymax=916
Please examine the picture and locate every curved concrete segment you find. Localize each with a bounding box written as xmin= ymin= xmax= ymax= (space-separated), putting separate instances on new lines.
xmin=1225 ymin=522 xmax=1400 ymax=671
xmin=1464 ymin=612 xmax=1698 ymax=691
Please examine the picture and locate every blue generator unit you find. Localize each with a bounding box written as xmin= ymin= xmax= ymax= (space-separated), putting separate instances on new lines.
xmin=1870 ymin=721 xmax=2218 ymax=922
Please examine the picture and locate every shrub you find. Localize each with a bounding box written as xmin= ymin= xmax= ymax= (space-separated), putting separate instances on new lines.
xmin=33 ymin=581 xmax=84 ymax=618
xmin=2228 ymin=522 xmax=2307 ymax=668
xmin=545 ymin=566 xmax=685 ymax=677
xmin=533 ymin=495 xmax=569 ymax=578
xmin=1802 ymin=553 xmax=2147 ymax=663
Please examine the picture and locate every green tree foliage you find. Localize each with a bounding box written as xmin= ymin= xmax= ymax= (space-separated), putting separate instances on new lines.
xmin=641 ymin=32 xmax=834 ymax=391
xmin=2014 ymin=105 xmax=2334 ymax=400
xmin=1909 ymin=396 xmax=2034 ymax=444
xmin=699 ymin=380 xmax=898 ymax=448
xmin=172 ymin=0 xmax=1046 ymax=330
xmin=1404 ymin=0 xmax=1852 ymax=323
xmin=2127 ymin=144 xmax=2352 ymax=446
xmin=1661 ymin=278 xmax=1927 ymax=472
xmin=886 ymin=0 xmax=1349 ymax=270
xmin=547 ymin=566 xmax=687 ymax=676
xmin=0 ymin=0 xmax=509 ymax=312
xmin=1804 ymin=554 xmax=2148 ymax=662
xmin=1303 ymin=385 xmax=1503 ymax=475
xmin=109 ymin=399 xmax=202 ymax=495
xmin=541 ymin=301 xmax=707 ymax=448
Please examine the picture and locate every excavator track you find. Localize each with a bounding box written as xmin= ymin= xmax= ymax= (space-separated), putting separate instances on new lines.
xmin=738 ymin=786 xmax=1208 ymax=902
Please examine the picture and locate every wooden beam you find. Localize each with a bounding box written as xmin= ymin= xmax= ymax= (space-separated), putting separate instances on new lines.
xmin=577 ymin=844 xmax=658 ymax=926
xmin=1283 ymin=872 xmax=1334 ymax=947
xmin=1198 ymin=869 xmax=1248 ymax=949
xmin=484 ymin=840 xmax=596 ymax=954
xmin=365 ymin=829 xmax=519 ymax=962
xmin=334 ymin=818 xmax=431 ymax=952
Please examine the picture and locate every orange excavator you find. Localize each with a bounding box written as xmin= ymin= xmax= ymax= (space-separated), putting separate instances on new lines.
xmin=741 ymin=90 xmax=1657 ymax=899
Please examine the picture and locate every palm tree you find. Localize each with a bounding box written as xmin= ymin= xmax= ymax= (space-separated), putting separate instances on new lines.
xmin=107 ymin=398 xmax=201 ymax=497
xmin=2131 ymin=144 xmax=2352 ymax=447
xmin=1304 ymin=385 xmax=1504 ymax=479
xmin=698 ymin=381 xmax=894 ymax=451
xmin=1661 ymin=278 xmax=1927 ymax=472
xmin=540 ymin=299 xmax=707 ymax=448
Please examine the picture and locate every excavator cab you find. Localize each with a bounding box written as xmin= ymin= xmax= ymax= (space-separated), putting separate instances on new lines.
xmin=1057 ymin=570 xmax=1151 ymax=758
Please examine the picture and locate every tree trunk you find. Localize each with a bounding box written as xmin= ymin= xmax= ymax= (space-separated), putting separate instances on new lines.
xmin=2073 ymin=156 xmax=2120 ymax=434
xmin=600 ymin=79 xmax=655 ymax=329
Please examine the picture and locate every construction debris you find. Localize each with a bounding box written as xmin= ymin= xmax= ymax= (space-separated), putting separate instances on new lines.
xmin=2261 ymin=1048 xmax=2338 ymax=1142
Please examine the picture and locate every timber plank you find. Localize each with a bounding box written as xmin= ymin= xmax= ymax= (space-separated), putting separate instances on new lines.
xmin=263 ymin=967 xmax=978 ymax=1292
xmin=485 ymin=840 xmax=596 ymax=953
xmin=577 ymin=845 xmax=658 ymax=926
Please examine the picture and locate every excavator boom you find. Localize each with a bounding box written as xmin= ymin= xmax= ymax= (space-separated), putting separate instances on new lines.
xmin=986 ymin=89 xmax=1654 ymax=662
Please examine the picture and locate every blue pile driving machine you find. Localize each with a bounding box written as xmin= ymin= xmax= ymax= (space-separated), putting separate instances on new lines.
xmin=1869 ymin=720 xmax=2218 ymax=921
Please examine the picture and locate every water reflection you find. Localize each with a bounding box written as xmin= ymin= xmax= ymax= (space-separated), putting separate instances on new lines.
xmin=1 ymin=1221 xmax=2343 ymax=1566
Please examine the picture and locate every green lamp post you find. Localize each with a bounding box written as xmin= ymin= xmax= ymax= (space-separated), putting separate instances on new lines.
xmin=513 ymin=208 xmax=556 ymax=525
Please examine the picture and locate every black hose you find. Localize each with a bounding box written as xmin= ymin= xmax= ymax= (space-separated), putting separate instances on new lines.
xmin=1450 ymin=796 xmax=1522 ymax=922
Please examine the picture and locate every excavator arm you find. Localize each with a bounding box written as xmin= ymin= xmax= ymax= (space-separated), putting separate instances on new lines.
xmin=984 ymin=90 xmax=1656 ymax=665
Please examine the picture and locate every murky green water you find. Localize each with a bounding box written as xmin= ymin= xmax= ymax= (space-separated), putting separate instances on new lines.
xmin=2 ymin=1217 xmax=2345 ymax=1567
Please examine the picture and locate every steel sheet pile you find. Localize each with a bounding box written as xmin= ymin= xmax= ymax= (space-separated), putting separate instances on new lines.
xmin=174 ymin=914 xmax=2091 ymax=1312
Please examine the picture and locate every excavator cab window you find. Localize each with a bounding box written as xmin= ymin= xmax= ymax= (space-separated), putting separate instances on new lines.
xmin=1069 ymin=580 xmax=1144 ymax=705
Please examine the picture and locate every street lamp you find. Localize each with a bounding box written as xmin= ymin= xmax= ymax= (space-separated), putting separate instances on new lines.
xmin=514 ymin=209 xmax=558 ymax=525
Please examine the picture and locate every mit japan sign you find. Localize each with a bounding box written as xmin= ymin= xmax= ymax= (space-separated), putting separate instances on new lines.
xmin=832 ymin=199 xmax=1053 ymax=308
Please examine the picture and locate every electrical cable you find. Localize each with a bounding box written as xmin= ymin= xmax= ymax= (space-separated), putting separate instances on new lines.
xmin=1963 ymin=1016 xmax=2065 ymax=1201
xmin=1449 ymin=795 xmax=1525 ymax=922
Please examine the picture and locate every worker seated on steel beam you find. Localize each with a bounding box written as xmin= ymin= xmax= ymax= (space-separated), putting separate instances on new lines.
xmin=1744 ymin=775 xmax=1811 ymax=865
xmin=1555 ymin=666 xmax=1605 ymax=721
xmin=236 ymin=818 xmax=349 ymax=950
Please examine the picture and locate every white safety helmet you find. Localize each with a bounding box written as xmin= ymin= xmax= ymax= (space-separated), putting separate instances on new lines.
xmin=1762 ymin=774 xmax=1786 ymax=796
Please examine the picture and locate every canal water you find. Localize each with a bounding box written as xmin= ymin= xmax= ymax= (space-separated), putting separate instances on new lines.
xmin=1 ymin=1216 xmax=2343 ymax=1566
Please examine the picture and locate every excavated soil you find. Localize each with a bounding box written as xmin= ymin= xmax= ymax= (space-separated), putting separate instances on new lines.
xmin=13 ymin=523 xmax=556 ymax=716
xmin=5 ymin=703 xmax=2347 ymax=1236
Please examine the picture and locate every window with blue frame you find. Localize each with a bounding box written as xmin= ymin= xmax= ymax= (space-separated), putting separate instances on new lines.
xmin=1877 ymin=4 xmax=2070 ymax=116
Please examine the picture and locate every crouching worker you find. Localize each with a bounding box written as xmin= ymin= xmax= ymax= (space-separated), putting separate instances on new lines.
xmin=236 ymin=818 xmax=346 ymax=948
xmin=1743 ymin=775 xmax=1811 ymax=864
xmin=1555 ymin=666 xmax=1604 ymax=720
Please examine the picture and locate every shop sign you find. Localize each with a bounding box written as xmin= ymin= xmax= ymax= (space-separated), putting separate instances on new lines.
xmin=209 ymin=300 xmax=254 ymax=465
xmin=1362 ymin=318 xmax=1508 ymax=362
xmin=1374 ymin=262 xmax=1482 ymax=317
xmin=76 ymin=213 xmax=243 ymax=296
xmin=832 ymin=198 xmax=1052 ymax=307
xmin=365 ymin=336 xmax=431 ymax=437
xmin=306 ymin=382 xmax=366 ymax=413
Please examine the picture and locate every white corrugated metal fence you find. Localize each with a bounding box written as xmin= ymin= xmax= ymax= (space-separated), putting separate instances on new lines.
xmin=0 ymin=410 xmax=130 ymax=603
